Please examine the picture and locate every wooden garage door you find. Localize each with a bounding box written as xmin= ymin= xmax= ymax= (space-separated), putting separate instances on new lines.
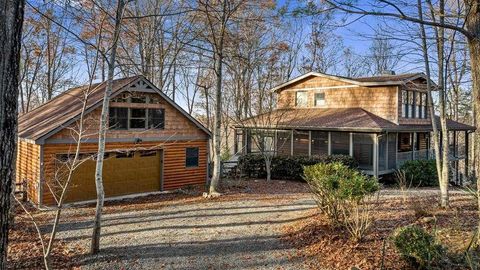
xmin=61 ymin=150 xmax=162 ymax=203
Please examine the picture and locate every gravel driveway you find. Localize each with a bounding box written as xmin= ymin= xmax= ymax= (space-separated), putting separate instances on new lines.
xmin=56 ymin=191 xmax=316 ymax=270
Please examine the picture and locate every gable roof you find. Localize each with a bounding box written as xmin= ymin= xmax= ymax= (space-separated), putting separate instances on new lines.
xmin=271 ymin=71 xmax=435 ymax=92
xmin=237 ymin=108 xmax=475 ymax=132
xmin=18 ymin=75 xmax=211 ymax=143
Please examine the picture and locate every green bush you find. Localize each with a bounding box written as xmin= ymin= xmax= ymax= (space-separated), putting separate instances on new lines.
xmin=303 ymin=162 xmax=379 ymax=231
xmin=238 ymin=154 xmax=358 ymax=180
xmin=399 ymin=160 xmax=438 ymax=187
xmin=392 ymin=225 xmax=443 ymax=268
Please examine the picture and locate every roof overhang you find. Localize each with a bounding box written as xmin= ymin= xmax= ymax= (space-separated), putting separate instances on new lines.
xmin=271 ymin=72 xmax=437 ymax=93
xmin=34 ymin=76 xmax=211 ymax=144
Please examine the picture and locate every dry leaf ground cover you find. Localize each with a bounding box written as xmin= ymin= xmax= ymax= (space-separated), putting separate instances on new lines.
xmin=8 ymin=180 xmax=479 ymax=270
xmin=7 ymin=179 xmax=313 ymax=269
xmin=282 ymin=188 xmax=480 ymax=270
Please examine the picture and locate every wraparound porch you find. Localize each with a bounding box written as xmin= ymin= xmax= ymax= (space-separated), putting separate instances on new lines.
xmin=234 ymin=128 xmax=471 ymax=181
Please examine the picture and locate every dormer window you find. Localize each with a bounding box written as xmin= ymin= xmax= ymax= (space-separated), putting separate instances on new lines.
xmin=295 ymin=91 xmax=308 ymax=107
xmin=314 ymin=92 xmax=325 ymax=106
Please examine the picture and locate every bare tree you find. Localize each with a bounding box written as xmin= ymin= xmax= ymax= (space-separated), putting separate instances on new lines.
xmin=368 ymin=33 xmax=402 ymax=74
xmin=195 ymin=0 xmax=245 ymax=196
xmin=0 ymin=0 xmax=25 ymax=268
xmin=91 ymin=0 xmax=127 ymax=254
xmin=319 ymin=0 xmax=480 ymax=242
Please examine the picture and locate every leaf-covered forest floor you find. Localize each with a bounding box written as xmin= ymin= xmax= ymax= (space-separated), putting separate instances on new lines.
xmin=282 ymin=188 xmax=480 ymax=270
xmin=7 ymin=180 xmax=479 ymax=269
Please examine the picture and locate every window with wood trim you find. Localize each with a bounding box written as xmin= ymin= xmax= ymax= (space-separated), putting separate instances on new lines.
xmin=109 ymin=107 xmax=165 ymax=130
xmin=185 ymin=147 xmax=199 ymax=167
xmin=109 ymin=107 xmax=128 ymax=130
xmin=422 ymin=93 xmax=427 ymax=118
xmin=314 ymin=92 xmax=325 ymax=106
xmin=295 ymin=91 xmax=308 ymax=107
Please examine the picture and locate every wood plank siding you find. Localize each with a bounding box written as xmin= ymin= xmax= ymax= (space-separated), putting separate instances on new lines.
xmin=277 ymin=76 xmax=399 ymax=123
xmin=16 ymin=140 xmax=41 ymax=204
xmin=17 ymin=77 xmax=210 ymax=206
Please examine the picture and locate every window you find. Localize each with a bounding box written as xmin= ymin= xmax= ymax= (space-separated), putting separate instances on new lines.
xmin=185 ymin=147 xmax=199 ymax=167
xmin=415 ymin=92 xmax=421 ymax=118
xmin=314 ymin=92 xmax=325 ymax=106
xmin=131 ymin=96 xmax=147 ymax=103
xmin=109 ymin=107 xmax=128 ymax=130
xmin=130 ymin=108 xmax=147 ymax=129
xmin=148 ymin=109 xmax=165 ymax=129
xmin=116 ymin=152 xmax=134 ymax=158
xmin=401 ymin=90 xmax=408 ymax=117
xmin=140 ymin=150 xmax=157 ymax=157
xmin=295 ymin=91 xmax=308 ymax=107
xmin=109 ymin=107 xmax=165 ymax=130
xmin=408 ymin=91 xmax=414 ymax=118
xmin=422 ymin=93 xmax=427 ymax=118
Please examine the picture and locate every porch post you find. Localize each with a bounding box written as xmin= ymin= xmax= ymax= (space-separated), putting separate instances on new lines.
xmin=385 ymin=133 xmax=389 ymax=170
xmin=465 ymin=130 xmax=469 ymax=183
xmin=373 ymin=134 xmax=379 ymax=178
xmin=290 ymin=129 xmax=294 ymax=156
xmin=412 ymin=132 xmax=417 ymax=160
xmin=308 ymin=131 xmax=312 ymax=157
xmin=274 ymin=130 xmax=278 ymax=156
xmin=328 ymin=132 xmax=332 ymax=155
xmin=349 ymin=132 xmax=353 ymax=157
xmin=453 ymin=131 xmax=458 ymax=184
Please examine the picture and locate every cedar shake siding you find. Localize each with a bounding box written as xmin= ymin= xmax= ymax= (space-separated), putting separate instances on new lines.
xmin=237 ymin=72 xmax=475 ymax=178
xmin=17 ymin=76 xmax=210 ymax=206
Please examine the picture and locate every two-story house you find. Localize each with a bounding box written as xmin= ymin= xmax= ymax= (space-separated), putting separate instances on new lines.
xmin=16 ymin=75 xmax=210 ymax=207
xmin=235 ymin=71 xmax=475 ymax=179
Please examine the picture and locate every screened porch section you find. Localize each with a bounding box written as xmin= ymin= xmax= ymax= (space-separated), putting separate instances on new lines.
xmin=233 ymin=129 xmax=464 ymax=177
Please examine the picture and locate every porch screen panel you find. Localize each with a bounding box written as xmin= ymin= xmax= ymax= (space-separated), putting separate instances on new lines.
xmin=353 ymin=133 xmax=373 ymax=170
xmin=276 ymin=130 xmax=292 ymax=156
xmin=311 ymin=131 xmax=328 ymax=156
xmin=293 ymin=130 xmax=309 ymax=156
xmin=388 ymin=133 xmax=396 ymax=169
xmin=379 ymin=135 xmax=387 ymax=171
xmin=331 ymin=132 xmax=350 ymax=155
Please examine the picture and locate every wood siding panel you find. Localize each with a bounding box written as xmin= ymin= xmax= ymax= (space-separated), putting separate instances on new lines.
xmin=41 ymin=140 xmax=207 ymax=205
xmin=16 ymin=140 xmax=41 ymax=204
xmin=278 ymin=76 xmax=398 ymax=123
xmin=48 ymin=92 xmax=208 ymax=141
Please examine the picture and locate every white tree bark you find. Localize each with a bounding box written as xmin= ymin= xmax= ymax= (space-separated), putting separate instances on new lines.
xmin=91 ymin=0 xmax=126 ymax=254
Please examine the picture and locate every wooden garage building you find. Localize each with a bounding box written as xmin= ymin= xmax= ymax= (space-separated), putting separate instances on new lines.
xmin=16 ymin=75 xmax=210 ymax=207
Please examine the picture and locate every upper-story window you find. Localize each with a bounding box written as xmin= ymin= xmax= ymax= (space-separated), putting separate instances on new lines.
xmin=314 ymin=92 xmax=325 ymax=106
xmin=420 ymin=93 xmax=427 ymax=118
xmin=402 ymin=90 xmax=427 ymax=119
xmin=109 ymin=93 xmax=165 ymax=130
xmin=295 ymin=91 xmax=308 ymax=107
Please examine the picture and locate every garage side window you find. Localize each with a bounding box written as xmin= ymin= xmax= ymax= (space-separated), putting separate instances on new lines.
xmin=185 ymin=147 xmax=199 ymax=167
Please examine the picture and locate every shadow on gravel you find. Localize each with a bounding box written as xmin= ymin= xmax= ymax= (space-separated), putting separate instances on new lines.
xmin=50 ymin=202 xmax=316 ymax=234
xmin=59 ymin=212 xmax=316 ymax=242
xmin=76 ymin=234 xmax=306 ymax=268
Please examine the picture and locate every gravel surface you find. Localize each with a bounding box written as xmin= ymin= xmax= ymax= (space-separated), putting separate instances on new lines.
xmin=56 ymin=193 xmax=316 ymax=270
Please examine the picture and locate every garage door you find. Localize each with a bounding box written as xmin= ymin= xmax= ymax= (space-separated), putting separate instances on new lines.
xmin=60 ymin=150 xmax=162 ymax=203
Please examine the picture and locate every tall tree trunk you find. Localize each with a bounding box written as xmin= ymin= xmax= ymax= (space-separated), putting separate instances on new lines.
xmin=417 ymin=0 xmax=445 ymax=205
xmin=465 ymin=0 xmax=480 ymax=243
xmin=208 ymin=49 xmax=224 ymax=195
xmin=0 ymin=0 xmax=24 ymax=268
xmin=207 ymin=0 xmax=227 ymax=195
xmin=91 ymin=0 xmax=125 ymax=255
